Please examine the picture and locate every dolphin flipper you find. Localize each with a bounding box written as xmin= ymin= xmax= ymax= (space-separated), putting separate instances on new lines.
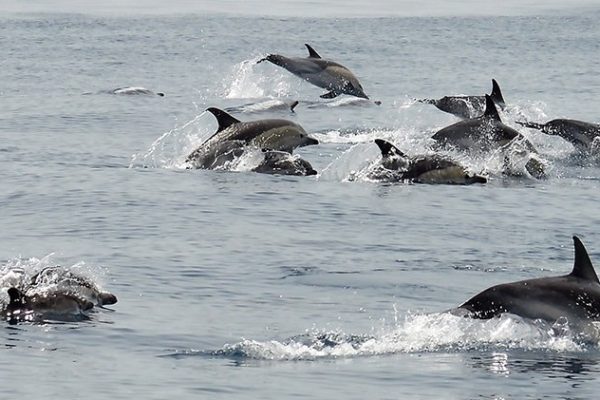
xmin=305 ymin=44 xmax=322 ymax=59
xmin=571 ymin=236 xmax=600 ymax=283
xmin=7 ymin=288 xmax=24 ymax=306
xmin=320 ymin=90 xmax=340 ymax=99
xmin=289 ymin=100 xmax=299 ymax=112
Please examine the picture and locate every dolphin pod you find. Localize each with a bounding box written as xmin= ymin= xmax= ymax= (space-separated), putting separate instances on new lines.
xmin=370 ymin=139 xmax=487 ymax=185
xmin=419 ymin=79 xmax=505 ymax=119
xmin=453 ymin=236 xmax=600 ymax=328
xmin=516 ymin=119 xmax=600 ymax=155
xmin=258 ymin=44 xmax=369 ymax=100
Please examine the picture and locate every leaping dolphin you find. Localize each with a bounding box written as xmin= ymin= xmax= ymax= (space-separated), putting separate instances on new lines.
xmin=258 ymin=44 xmax=369 ymax=100
xmin=419 ymin=79 xmax=505 ymax=119
xmin=516 ymin=118 xmax=600 ymax=155
xmin=371 ymin=139 xmax=487 ymax=185
xmin=186 ymin=108 xmax=319 ymax=169
xmin=453 ymin=236 xmax=600 ymax=326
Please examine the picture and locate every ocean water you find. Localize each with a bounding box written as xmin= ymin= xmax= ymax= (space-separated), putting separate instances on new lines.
xmin=2 ymin=2 xmax=600 ymax=399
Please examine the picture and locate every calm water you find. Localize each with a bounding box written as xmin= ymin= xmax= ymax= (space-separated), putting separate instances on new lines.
xmin=2 ymin=2 xmax=600 ymax=399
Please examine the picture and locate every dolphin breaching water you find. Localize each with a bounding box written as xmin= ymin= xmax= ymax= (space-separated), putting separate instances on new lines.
xmin=431 ymin=95 xmax=521 ymax=152
xmin=252 ymin=150 xmax=317 ymax=176
xmin=370 ymin=139 xmax=487 ymax=184
xmin=431 ymin=95 xmax=546 ymax=179
xmin=453 ymin=236 xmax=600 ymax=328
xmin=185 ymin=107 xmax=318 ymax=170
xmin=516 ymin=118 xmax=600 ymax=155
xmin=258 ymin=44 xmax=369 ymax=100
xmin=419 ymin=79 xmax=505 ymax=119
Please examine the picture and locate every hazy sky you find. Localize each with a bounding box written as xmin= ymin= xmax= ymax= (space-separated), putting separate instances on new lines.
xmin=2 ymin=0 xmax=598 ymax=17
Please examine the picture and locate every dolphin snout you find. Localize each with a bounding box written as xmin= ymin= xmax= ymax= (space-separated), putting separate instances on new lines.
xmin=99 ymin=292 xmax=118 ymax=306
xmin=306 ymin=137 xmax=319 ymax=146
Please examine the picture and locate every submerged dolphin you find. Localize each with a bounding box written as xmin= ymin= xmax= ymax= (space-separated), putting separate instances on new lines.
xmin=186 ymin=107 xmax=319 ymax=169
xmin=454 ymin=236 xmax=600 ymax=326
xmin=110 ymin=87 xmax=165 ymax=96
xmin=252 ymin=150 xmax=317 ymax=176
xmin=258 ymin=44 xmax=369 ymax=100
xmin=371 ymin=139 xmax=487 ymax=184
xmin=516 ymin=119 xmax=600 ymax=155
xmin=2 ymin=287 xmax=94 ymax=324
xmin=420 ymin=79 xmax=505 ymax=119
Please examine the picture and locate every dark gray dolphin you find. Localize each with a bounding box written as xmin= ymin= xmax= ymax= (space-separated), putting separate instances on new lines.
xmin=258 ymin=44 xmax=369 ymax=100
xmin=516 ymin=119 xmax=600 ymax=155
xmin=186 ymin=108 xmax=319 ymax=169
xmin=372 ymin=139 xmax=487 ymax=184
xmin=454 ymin=236 xmax=600 ymax=326
xmin=431 ymin=95 xmax=525 ymax=152
xmin=2 ymin=287 xmax=94 ymax=324
xmin=252 ymin=150 xmax=317 ymax=176
xmin=420 ymin=79 xmax=505 ymax=119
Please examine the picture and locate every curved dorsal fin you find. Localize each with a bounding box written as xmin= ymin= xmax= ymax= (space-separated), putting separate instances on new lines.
xmin=374 ymin=139 xmax=407 ymax=158
xmin=490 ymin=79 xmax=506 ymax=107
xmin=206 ymin=107 xmax=241 ymax=133
xmin=570 ymin=236 xmax=599 ymax=283
xmin=483 ymin=94 xmax=501 ymax=121
xmin=305 ymin=44 xmax=321 ymax=59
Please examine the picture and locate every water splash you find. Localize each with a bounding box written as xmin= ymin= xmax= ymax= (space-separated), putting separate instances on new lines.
xmin=172 ymin=312 xmax=595 ymax=362
xmin=223 ymin=57 xmax=296 ymax=99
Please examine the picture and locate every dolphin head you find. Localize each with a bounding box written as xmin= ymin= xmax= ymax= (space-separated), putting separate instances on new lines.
xmin=257 ymin=126 xmax=319 ymax=153
xmin=255 ymin=151 xmax=317 ymax=176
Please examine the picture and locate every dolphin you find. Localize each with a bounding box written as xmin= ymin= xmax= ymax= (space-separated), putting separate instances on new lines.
xmin=186 ymin=108 xmax=319 ymax=169
xmin=110 ymin=87 xmax=165 ymax=96
xmin=2 ymin=287 xmax=94 ymax=324
xmin=258 ymin=44 xmax=369 ymax=100
xmin=516 ymin=119 xmax=600 ymax=155
xmin=252 ymin=150 xmax=317 ymax=176
xmin=371 ymin=139 xmax=487 ymax=184
xmin=453 ymin=236 xmax=600 ymax=327
xmin=30 ymin=266 xmax=118 ymax=307
xmin=431 ymin=95 xmax=527 ymax=152
xmin=420 ymin=79 xmax=505 ymax=119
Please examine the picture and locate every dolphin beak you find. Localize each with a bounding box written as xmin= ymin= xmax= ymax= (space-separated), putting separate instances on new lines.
xmin=307 ymin=168 xmax=318 ymax=176
xmin=306 ymin=137 xmax=319 ymax=146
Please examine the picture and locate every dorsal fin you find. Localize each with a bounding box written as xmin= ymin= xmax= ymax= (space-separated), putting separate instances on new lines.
xmin=7 ymin=288 xmax=23 ymax=305
xmin=490 ymin=79 xmax=506 ymax=108
xmin=374 ymin=139 xmax=407 ymax=158
xmin=206 ymin=107 xmax=241 ymax=133
xmin=483 ymin=94 xmax=501 ymax=121
xmin=305 ymin=44 xmax=321 ymax=59
xmin=570 ymin=236 xmax=599 ymax=283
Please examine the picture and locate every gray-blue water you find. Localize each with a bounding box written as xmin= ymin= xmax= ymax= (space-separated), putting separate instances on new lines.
xmin=2 ymin=2 xmax=600 ymax=398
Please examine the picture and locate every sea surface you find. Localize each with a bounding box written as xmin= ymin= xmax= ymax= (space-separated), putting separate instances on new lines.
xmin=2 ymin=1 xmax=600 ymax=399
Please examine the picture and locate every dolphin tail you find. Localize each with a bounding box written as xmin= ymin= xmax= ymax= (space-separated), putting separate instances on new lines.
xmin=515 ymin=120 xmax=545 ymax=131
xmin=374 ymin=139 xmax=407 ymax=158
xmin=490 ymin=79 xmax=506 ymax=108
xmin=320 ymin=90 xmax=340 ymax=99
xmin=483 ymin=95 xmax=501 ymax=121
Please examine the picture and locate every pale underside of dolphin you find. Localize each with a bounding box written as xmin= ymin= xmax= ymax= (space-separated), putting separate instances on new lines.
xmin=419 ymin=79 xmax=505 ymax=119
xmin=516 ymin=118 xmax=600 ymax=155
xmin=371 ymin=139 xmax=487 ymax=185
xmin=185 ymin=108 xmax=318 ymax=170
xmin=453 ymin=236 xmax=600 ymax=326
xmin=258 ymin=44 xmax=369 ymax=100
